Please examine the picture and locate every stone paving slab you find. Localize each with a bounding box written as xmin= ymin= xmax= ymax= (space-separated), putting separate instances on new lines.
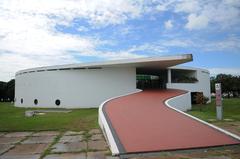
xmin=51 ymin=141 xmax=87 ymax=153
xmin=192 ymin=156 xmax=231 ymax=159
xmin=88 ymin=140 xmax=108 ymax=151
xmin=4 ymin=143 xmax=48 ymax=155
xmin=90 ymin=134 xmax=104 ymax=141
xmin=144 ymin=156 xmax=226 ymax=159
xmin=130 ymin=156 xmax=181 ymax=159
xmin=21 ymin=136 xmax=56 ymax=144
xmin=44 ymin=153 xmax=86 ymax=159
xmin=59 ymin=135 xmax=84 ymax=143
xmin=132 ymin=157 xmax=178 ymax=159
xmin=0 ymin=133 xmax=5 ymax=137
xmin=0 ymin=137 xmax=25 ymax=144
xmin=0 ymin=154 xmax=41 ymax=159
xmin=87 ymin=151 xmax=119 ymax=159
xmin=4 ymin=132 xmax=32 ymax=137
xmin=128 ymin=153 xmax=233 ymax=159
xmin=32 ymin=131 xmax=59 ymax=137
xmin=88 ymin=129 xmax=101 ymax=135
xmin=64 ymin=131 xmax=85 ymax=136
xmin=0 ymin=144 xmax=14 ymax=155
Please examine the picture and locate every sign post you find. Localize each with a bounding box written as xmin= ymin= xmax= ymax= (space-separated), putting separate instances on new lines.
xmin=215 ymin=83 xmax=223 ymax=120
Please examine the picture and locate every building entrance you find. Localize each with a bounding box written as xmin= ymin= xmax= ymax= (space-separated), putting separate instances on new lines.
xmin=136 ymin=69 xmax=167 ymax=90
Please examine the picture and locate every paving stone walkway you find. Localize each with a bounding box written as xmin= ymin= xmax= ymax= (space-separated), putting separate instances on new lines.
xmin=0 ymin=129 xmax=239 ymax=159
xmin=0 ymin=129 xmax=118 ymax=159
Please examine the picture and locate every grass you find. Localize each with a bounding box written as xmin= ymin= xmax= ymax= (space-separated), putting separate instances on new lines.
xmin=0 ymin=102 xmax=98 ymax=132
xmin=188 ymin=98 xmax=240 ymax=122
xmin=1 ymin=98 xmax=239 ymax=131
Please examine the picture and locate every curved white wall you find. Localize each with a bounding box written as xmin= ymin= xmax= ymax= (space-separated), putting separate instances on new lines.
xmin=15 ymin=67 xmax=136 ymax=108
xmin=98 ymin=90 xmax=142 ymax=155
xmin=166 ymin=92 xmax=191 ymax=111
xmin=15 ymin=64 xmax=210 ymax=108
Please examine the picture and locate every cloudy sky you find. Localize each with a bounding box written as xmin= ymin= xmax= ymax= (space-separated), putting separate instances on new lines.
xmin=0 ymin=0 xmax=240 ymax=81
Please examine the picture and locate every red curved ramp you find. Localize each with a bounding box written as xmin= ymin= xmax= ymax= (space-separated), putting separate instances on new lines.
xmin=103 ymin=89 xmax=240 ymax=154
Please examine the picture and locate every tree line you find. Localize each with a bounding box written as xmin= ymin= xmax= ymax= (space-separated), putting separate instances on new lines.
xmin=211 ymin=74 xmax=240 ymax=98
xmin=0 ymin=79 xmax=15 ymax=102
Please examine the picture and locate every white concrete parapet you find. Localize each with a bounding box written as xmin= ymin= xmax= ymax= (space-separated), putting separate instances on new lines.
xmin=165 ymin=93 xmax=240 ymax=142
xmin=166 ymin=91 xmax=192 ymax=111
xmin=98 ymin=89 xmax=142 ymax=156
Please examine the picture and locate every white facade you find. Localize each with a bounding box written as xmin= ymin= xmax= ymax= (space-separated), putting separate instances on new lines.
xmin=15 ymin=67 xmax=136 ymax=108
xmin=15 ymin=54 xmax=210 ymax=109
xmin=167 ymin=66 xmax=211 ymax=102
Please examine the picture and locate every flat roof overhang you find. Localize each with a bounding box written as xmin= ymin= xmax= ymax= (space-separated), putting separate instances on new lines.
xmin=16 ymin=54 xmax=193 ymax=74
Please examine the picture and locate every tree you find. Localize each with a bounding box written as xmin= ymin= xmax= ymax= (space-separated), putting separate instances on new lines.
xmin=0 ymin=81 xmax=7 ymax=101
xmin=6 ymin=79 xmax=15 ymax=101
xmin=0 ymin=79 xmax=15 ymax=102
xmin=211 ymin=74 xmax=240 ymax=98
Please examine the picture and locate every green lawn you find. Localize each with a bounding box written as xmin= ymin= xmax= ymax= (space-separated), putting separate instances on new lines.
xmin=1 ymin=98 xmax=239 ymax=132
xmin=0 ymin=102 xmax=98 ymax=132
xmin=188 ymin=98 xmax=240 ymax=122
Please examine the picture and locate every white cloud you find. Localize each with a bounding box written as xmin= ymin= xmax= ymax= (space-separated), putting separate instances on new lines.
xmin=182 ymin=0 xmax=240 ymax=30
xmin=0 ymin=0 xmax=143 ymax=27
xmin=224 ymin=0 xmax=240 ymax=7
xmin=127 ymin=43 xmax=167 ymax=54
xmin=160 ymin=39 xmax=194 ymax=48
xmin=164 ymin=20 xmax=173 ymax=29
xmin=119 ymin=26 xmax=133 ymax=36
xmin=77 ymin=26 xmax=89 ymax=32
xmin=204 ymin=36 xmax=240 ymax=52
xmin=98 ymin=51 xmax=146 ymax=60
xmin=156 ymin=0 xmax=240 ymax=30
xmin=0 ymin=0 xmax=146 ymax=81
xmin=209 ymin=68 xmax=240 ymax=76
xmin=156 ymin=0 xmax=175 ymax=11
xmin=132 ymin=0 xmax=240 ymax=30
xmin=0 ymin=53 xmax=78 ymax=81
xmin=156 ymin=35 xmax=240 ymax=53
xmin=185 ymin=14 xmax=209 ymax=30
xmin=0 ymin=0 xmax=240 ymax=81
xmin=174 ymin=0 xmax=201 ymax=13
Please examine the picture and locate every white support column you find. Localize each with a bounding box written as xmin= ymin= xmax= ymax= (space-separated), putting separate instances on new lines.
xmin=168 ymin=69 xmax=171 ymax=83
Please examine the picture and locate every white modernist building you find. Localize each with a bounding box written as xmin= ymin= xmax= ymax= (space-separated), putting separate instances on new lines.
xmin=15 ymin=54 xmax=210 ymax=110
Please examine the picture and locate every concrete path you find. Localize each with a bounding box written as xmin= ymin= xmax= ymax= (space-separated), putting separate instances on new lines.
xmin=103 ymin=89 xmax=240 ymax=154
xmin=0 ymin=129 xmax=117 ymax=159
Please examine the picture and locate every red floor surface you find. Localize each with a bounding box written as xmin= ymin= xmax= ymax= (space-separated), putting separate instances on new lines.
xmin=105 ymin=89 xmax=240 ymax=154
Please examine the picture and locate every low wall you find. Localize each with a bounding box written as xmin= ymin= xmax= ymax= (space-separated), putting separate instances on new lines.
xmin=98 ymin=89 xmax=142 ymax=155
xmin=165 ymin=93 xmax=240 ymax=143
xmin=166 ymin=91 xmax=191 ymax=111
